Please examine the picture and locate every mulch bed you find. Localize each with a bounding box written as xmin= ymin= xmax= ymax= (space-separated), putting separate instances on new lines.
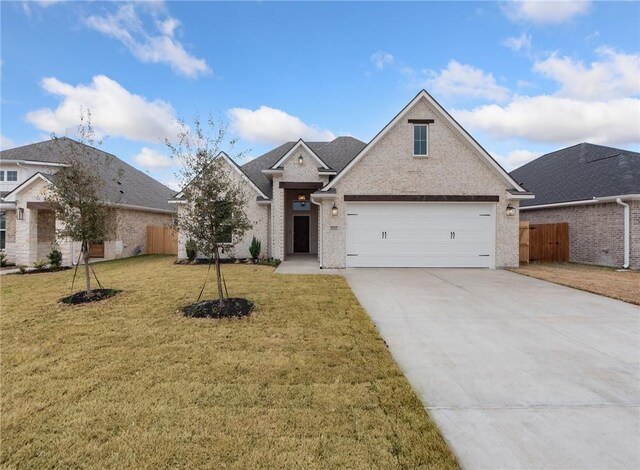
xmin=181 ymin=298 xmax=254 ymax=319
xmin=10 ymin=267 xmax=71 ymax=275
xmin=60 ymin=289 xmax=122 ymax=305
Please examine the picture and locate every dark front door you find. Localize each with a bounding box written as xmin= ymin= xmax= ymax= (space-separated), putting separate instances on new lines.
xmin=293 ymin=216 xmax=310 ymax=253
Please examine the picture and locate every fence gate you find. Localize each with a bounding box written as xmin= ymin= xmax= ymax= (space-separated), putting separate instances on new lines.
xmin=146 ymin=225 xmax=178 ymax=255
xmin=529 ymin=222 xmax=569 ymax=263
xmin=519 ymin=221 xmax=530 ymax=264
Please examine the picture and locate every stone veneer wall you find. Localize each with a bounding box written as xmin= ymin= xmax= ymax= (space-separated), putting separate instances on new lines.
xmin=320 ymin=97 xmax=520 ymax=269
xmin=520 ymin=200 xmax=639 ymax=268
xmin=269 ymin=145 xmax=328 ymax=260
xmin=3 ymin=210 xmax=17 ymax=263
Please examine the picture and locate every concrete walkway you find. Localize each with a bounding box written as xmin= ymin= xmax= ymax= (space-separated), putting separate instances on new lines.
xmin=274 ymin=254 xmax=340 ymax=275
xmin=344 ymin=268 xmax=640 ymax=470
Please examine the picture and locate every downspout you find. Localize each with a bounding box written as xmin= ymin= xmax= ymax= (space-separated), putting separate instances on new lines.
xmin=616 ymin=198 xmax=630 ymax=269
xmin=311 ymin=197 xmax=323 ymax=268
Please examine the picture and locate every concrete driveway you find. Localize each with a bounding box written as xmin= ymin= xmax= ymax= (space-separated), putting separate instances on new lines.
xmin=344 ymin=268 xmax=640 ymax=470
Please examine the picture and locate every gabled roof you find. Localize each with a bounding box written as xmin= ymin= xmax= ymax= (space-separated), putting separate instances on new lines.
xmin=2 ymin=172 xmax=54 ymax=202
xmin=0 ymin=138 xmax=176 ymax=212
xmin=510 ymin=143 xmax=640 ymax=207
xmin=239 ymin=136 xmax=366 ymax=197
xmin=322 ymin=90 xmax=527 ymax=193
xmin=270 ymin=139 xmax=330 ymax=170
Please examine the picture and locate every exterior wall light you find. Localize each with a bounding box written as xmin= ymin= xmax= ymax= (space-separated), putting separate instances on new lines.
xmin=331 ymin=203 xmax=338 ymax=216
xmin=17 ymin=208 xmax=24 ymax=221
xmin=297 ymin=193 xmax=306 ymax=202
xmin=506 ymin=203 xmax=516 ymax=217
xmin=298 ymin=154 xmax=304 ymax=165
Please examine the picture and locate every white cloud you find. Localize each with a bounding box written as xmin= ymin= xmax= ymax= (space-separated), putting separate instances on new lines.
xmin=502 ymin=33 xmax=532 ymax=52
xmin=133 ymin=147 xmax=172 ymax=168
xmin=85 ymin=3 xmax=209 ymax=78
xmin=25 ymin=75 xmax=183 ymax=143
xmin=371 ymin=51 xmax=394 ymax=70
xmin=0 ymin=135 xmax=16 ymax=150
xmin=454 ymin=95 xmax=640 ymax=146
xmin=492 ymin=149 xmax=540 ymax=170
xmin=228 ymin=106 xmax=335 ymax=145
xmin=504 ymin=1 xmax=591 ymax=24
xmin=413 ymin=60 xmax=510 ymax=102
xmin=534 ymin=47 xmax=640 ymax=100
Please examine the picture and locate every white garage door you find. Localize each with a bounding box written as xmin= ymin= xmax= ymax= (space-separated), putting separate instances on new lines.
xmin=346 ymin=202 xmax=496 ymax=268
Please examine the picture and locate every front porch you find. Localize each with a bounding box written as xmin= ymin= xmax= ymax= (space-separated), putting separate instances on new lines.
xmin=281 ymin=185 xmax=322 ymax=258
xmin=274 ymin=254 xmax=339 ymax=275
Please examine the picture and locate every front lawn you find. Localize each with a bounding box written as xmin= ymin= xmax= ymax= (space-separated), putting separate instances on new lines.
xmin=511 ymin=262 xmax=640 ymax=305
xmin=0 ymin=255 xmax=457 ymax=468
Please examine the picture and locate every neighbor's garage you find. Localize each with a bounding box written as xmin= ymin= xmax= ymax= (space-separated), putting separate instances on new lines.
xmin=345 ymin=202 xmax=496 ymax=268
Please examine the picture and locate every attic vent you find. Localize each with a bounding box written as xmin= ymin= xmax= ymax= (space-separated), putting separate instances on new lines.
xmin=119 ymin=190 xmax=124 ymax=194
xmin=117 ymin=181 xmax=122 ymax=185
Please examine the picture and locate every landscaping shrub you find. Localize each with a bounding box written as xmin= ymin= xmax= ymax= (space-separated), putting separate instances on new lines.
xmin=249 ymin=236 xmax=261 ymax=261
xmin=48 ymin=248 xmax=63 ymax=270
xmin=0 ymin=253 xmax=7 ymax=267
xmin=17 ymin=265 xmax=27 ymax=274
xmin=186 ymin=239 xmax=198 ymax=262
xmin=32 ymin=259 xmax=49 ymax=271
xmin=257 ymin=257 xmax=281 ymax=267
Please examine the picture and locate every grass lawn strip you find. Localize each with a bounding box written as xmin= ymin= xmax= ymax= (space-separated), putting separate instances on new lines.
xmin=1 ymin=255 xmax=458 ymax=468
xmin=510 ymin=262 xmax=640 ymax=305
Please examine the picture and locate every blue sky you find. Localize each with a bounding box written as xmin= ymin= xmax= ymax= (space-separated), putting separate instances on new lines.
xmin=1 ymin=1 xmax=639 ymax=189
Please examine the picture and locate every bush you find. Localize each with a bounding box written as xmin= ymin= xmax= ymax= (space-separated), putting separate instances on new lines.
xmin=33 ymin=259 xmax=49 ymax=271
xmin=0 ymin=253 xmax=7 ymax=267
xmin=17 ymin=265 xmax=27 ymax=274
xmin=48 ymin=248 xmax=63 ymax=270
xmin=185 ymin=239 xmax=198 ymax=262
xmin=249 ymin=236 xmax=261 ymax=261
xmin=257 ymin=257 xmax=281 ymax=267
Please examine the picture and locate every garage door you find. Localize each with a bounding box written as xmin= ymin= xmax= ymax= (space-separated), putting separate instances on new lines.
xmin=346 ymin=202 xmax=495 ymax=268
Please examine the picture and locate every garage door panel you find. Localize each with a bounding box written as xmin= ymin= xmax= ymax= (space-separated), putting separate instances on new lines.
xmin=346 ymin=202 xmax=495 ymax=268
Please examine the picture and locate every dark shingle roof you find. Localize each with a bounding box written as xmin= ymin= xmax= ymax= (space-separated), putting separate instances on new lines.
xmin=1 ymin=138 xmax=175 ymax=212
xmin=240 ymin=136 xmax=366 ymax=197
xmin=510 ymin=143 xmax=640 ymax=207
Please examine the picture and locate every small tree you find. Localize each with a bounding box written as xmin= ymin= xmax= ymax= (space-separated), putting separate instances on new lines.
xmin=167 ymin=116 xmax=252 ymax=308
xmin=46 ymin=111 xmax=117 ymax=294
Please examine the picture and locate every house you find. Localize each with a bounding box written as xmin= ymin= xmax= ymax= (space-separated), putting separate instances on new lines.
xmin=0 ymin=138 xmax=176 ymax=266
xmin=510 ymin=143 xmax=640 ymax=269
xmin=173 ymin=90 xmax=533 ymax=268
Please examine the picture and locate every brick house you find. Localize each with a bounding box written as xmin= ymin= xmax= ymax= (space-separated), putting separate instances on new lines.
xmin=172 ymin=90 xmax=534 ymax=268
xmin=0 ymin=138 xmax=176 ymax=266
xmin=510 ymin=143 xmax=640 ymax=269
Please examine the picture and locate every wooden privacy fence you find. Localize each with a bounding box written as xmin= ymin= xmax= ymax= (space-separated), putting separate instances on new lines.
xmin=146 ymin=225 xmax=178 ymax=255
xmin=519 ymin=221 xmax=530 ymax=264
xmin=519 ymin=222 xmax=569 ymax=264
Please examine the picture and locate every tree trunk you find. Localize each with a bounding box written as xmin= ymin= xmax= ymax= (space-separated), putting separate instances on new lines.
xmin=83 ymin=241 xmax=92 ymax=294
xmin=214 ymin=247 xmax=224 ymax=308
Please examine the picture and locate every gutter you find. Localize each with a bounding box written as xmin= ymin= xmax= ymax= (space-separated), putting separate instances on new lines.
xmin=616 ymin=198 xmax=630 ymax=269
xmin=105 ymin=202 xmax=176 ymax=215
xmin=520 ymin=194 xmax=640 ymax=211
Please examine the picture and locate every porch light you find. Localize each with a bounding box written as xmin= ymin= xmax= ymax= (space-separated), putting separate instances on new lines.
xmin=331 ymin=203 xmax=338 ymax=216
xmin=297 ymin=193 xmax=306 ymax=202
xmin=17 ymin=208 xmax=24 ymax=221
xmin=298 ymin=154 xmax=304 ymax=165
xmin=506 ymin=203 xmax=516 ymax=217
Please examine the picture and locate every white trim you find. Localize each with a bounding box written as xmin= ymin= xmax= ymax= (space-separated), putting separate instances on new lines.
xmin=412 ymin=123 xmax=429 ymax=157
xmin=261 ymin=168 xmax=284 ymax=175
xmin=323 ymin=90 xmax=526 ymax=192
xmin=104 ymin=202 xmax=176 ymax=215
xmin=520 ymin=194 xmax=640 ymax=211
xmin=256 ymin=199 xmax=272 ymax=205
xmin=1 ymin=159 xmax=68 ymax=168
xmin=0 ymin=202 xmax=16 ymax=210
xmin=2 ymin=172 xmax=53 ymax=202
xmin=168 ymin=199 xmax=187 ymax=204
xmin=507 ymin=193 xmax=535 ymax=200
xmin=271 ymin=139 xmax=330 ymax=170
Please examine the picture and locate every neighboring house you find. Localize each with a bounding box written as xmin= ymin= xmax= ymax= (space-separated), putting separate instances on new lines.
xmin=173 ymin=90 xmax=533 ymax=268
xmin=511 ymin=143 xmax=640 ymax=269
xmin=0 ymin=138 xmax=176 ymax=266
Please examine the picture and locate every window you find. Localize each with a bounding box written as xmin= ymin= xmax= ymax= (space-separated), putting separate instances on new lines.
xmin=0 ymin=171 xmax=4 ymax=181
xmin=293 ymin=201 xmax=310 ymax=211
xmin=413 ymin=124 xmax=428 ymax=156
xmin=0 ymin=213 xmax=5 ymax=250
xmin=6 ymin=171 xmax=17 ymax=182
xmin=214 ymin=201 xmax=233 ymax=244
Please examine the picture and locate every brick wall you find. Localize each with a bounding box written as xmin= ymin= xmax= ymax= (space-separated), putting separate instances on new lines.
xmin=520 ymin=201 xmax=639 ymax=268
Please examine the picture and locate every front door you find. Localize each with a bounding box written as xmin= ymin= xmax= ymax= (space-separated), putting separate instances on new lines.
xmin=293 ymin=216 xmax=310 ymax=253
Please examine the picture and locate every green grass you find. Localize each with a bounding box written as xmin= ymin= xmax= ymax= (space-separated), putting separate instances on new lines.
xmin=0 ymin=255 xmax=458 ymax=468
